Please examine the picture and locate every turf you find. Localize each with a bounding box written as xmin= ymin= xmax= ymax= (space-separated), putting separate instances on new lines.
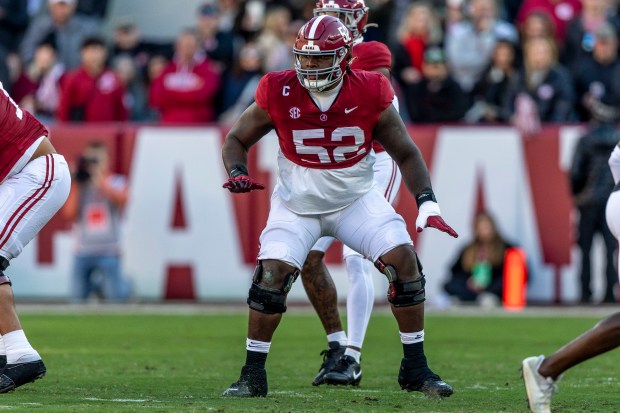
xmin=1 ymin=308 xmax=618 ymax=412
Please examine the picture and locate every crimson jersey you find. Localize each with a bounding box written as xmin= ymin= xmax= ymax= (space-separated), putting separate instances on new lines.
xmin=351 ymin=41 xmax=392 ymax=73
xmin=255 ymin=69 xmax=393 ymax=214
xmin=255 ymin=69 xmax=393 ymax=169
xmin=351 ymin=41 xmax=392 ymax=154
xmin=0 ymin=82 xmax=47 ymax=182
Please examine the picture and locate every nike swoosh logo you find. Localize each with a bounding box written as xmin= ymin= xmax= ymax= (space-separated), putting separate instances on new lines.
xmin=344 ymin=106 xmax=359 ymax=114
xmin=353 ymin=370 xmax=362 ymax=380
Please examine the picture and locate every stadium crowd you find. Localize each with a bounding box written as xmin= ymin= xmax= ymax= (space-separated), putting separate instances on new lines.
xmin=2 ymin=0 xmax=620 ymax=128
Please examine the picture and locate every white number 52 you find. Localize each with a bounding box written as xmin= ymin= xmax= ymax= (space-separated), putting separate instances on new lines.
xmin=293 ymin=126 xmax=366 ymax=164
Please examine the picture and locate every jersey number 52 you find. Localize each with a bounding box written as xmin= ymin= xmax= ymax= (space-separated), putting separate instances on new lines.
xmin=293 ymin=127 xmax=366 ymax=165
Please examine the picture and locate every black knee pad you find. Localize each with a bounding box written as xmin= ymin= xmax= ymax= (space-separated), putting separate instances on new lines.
xmin=0 ymin=257 xmax=11 ymax=286
xmin=375 ymin=258 xmax=425 ymax=307
xmin=247 ymin=262 xmax=299 ymax=314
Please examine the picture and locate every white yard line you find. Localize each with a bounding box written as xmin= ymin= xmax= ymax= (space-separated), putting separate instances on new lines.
xmin=82 ymin=397 xmax=160 ymax=403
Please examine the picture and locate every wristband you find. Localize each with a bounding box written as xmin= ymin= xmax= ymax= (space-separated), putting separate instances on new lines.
xmin=229 ymin=164 xmax=249 ymax=178
xmin=415 ymin=188 xmax=437 ymax=208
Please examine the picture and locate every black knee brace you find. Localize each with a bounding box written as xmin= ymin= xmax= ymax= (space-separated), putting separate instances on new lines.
xmin=375 ymin=257 xmax=425 ymax=307
xmin=247 ymin=262 xmax=299 ymax=314
xmin=0 ymin=257 xmax=11 ymax=286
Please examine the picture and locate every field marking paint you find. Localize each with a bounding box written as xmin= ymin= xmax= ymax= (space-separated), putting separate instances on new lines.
xmin=83 ymin=397 xmax=160 ymax=403
xmin=0 ymin=404 xmax=43 ymax=410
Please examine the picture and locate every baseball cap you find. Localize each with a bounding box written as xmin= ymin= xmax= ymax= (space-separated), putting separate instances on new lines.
xmin=115 ymin=16 xmax=137 ymax=32
xmin=199 ymin=3 xmax=219 ymax=16
xmin=424 ymin=47 xmax=446 ymax=64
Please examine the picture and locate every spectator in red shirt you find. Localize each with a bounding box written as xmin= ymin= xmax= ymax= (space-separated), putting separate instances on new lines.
xmin=57 ymin=36 xmax=127 ymax=122
xmin=516 ymin=0 xmax=582 ymax=42
xmin=149 ymin=29 xmax=220 ymax=124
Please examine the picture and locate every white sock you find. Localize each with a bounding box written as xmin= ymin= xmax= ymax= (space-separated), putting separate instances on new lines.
xmin=345 ymin=254 xmax=374 ymax=349
xmin=344 ymin=347 xmax=361 ymax=363
xmin=3 ymin=330 xmax=40 ymax=364
xmin=0 ymin=335 xmax=5 ymax=357
xmin=399 ymin=330 xmax=425 ymax=344
xmin=246 ymin=339 xmax=271 ymax=353
xmin=327 ymin=331 xmax=347 ymax=346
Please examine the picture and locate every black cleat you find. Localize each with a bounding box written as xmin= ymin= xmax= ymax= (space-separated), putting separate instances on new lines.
xmin=312 ymin=342 xmax=345 ymax=386
xmin=398 ymin=358 xmax=453 ymax=398
xmin=222 ymin=365 xmax=268 ymax=397
xmin=0 ymin=359 xmax=46 ymax=393
xmin=324 ymin=355 xmax=362 ymax=386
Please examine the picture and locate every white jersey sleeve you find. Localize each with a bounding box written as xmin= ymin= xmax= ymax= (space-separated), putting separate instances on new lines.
xmin=609 ymin=145 xmax=620 ymax=184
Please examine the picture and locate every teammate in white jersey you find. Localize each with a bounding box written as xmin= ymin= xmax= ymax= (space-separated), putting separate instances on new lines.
xmin=0 ymin=82 xmax=71 ymax=392
xmin=221 ymin=15 xmax=458 ymax=398
xmin=522 ymin=141 xmax=620 ymax=413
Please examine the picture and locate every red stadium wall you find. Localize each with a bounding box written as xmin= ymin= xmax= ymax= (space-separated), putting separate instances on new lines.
xmin=11 ymin=123 xmax=594 ymax=304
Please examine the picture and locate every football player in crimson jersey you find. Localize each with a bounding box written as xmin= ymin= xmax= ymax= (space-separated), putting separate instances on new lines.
xmin=222 ymin=15 xmax=458 ymax=398
xmin=300 ymin=0 xmax=404 ymax=387
xmin=0 ymin=83 xmax=71 ymax=392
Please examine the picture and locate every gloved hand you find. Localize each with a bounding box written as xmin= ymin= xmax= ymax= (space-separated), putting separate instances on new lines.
xmin=415 ymin=201 xmax=458 ymax=238
xmin=222 ymin=175 xmax=265 ymax=193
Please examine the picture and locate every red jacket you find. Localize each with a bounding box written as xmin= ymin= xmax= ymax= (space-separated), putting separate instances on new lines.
xmin=516 ymin=0 xmax=582 ymax=42
xmin=149 ymin=59 xmax=220 ymax=124
xmin=58 ymin=67 xmax=127 ymax=122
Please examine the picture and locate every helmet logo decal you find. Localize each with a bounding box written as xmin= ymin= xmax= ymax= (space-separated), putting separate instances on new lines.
xmin=338 ymin=26 xmax=351 ymax=43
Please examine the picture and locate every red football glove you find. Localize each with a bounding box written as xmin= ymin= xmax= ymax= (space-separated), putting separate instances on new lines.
xmin=416 ymin=201 xmax=459 ymax=238
xmin=222 ymin=175 xmax=265 ymax=193
xmin=422 ymin=215 xmax=459 ymax=238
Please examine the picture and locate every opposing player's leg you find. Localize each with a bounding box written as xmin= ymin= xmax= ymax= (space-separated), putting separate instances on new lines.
xmin=522 ymin=191 xmax=620 ymax=412
xmin=522 ymin=312 xmax=620 ymax=413
xmin=301 ymin=237 xmax=347 ymax=386
xmin=334 ymin=189 xmax=452 ymax=397
xmin=0 ymin=148 xmax=70 ymax=393
xmin=224 ymin=194 xmax=320 ymax=397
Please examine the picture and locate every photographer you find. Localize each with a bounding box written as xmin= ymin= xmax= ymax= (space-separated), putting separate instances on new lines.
xmin=62 ymin=141 xmax=130 ymax=302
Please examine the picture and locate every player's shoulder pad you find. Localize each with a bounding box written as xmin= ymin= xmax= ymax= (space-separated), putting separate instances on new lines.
xmin=352 ymin=41 xmax=392 ymax=71
xmin=348 ymin=69 xmax=392 ymax=94
xmin=362 ymin=41 xmax=392 ymax=58
xmin=256 ymin=70 xmax=297 ymax=108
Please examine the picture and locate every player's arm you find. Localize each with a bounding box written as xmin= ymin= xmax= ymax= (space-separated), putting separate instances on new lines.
xmin=374 ymin=105 xmax=430 ymax=193
xmin=221 ymin=102 xmax=273 ymax=193
xmin=374 ymin=105 xmax=458 ymax=237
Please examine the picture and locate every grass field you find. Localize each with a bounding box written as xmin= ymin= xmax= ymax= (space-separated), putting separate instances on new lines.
xmin=1 ymin=306 xmax=619 ymax=412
